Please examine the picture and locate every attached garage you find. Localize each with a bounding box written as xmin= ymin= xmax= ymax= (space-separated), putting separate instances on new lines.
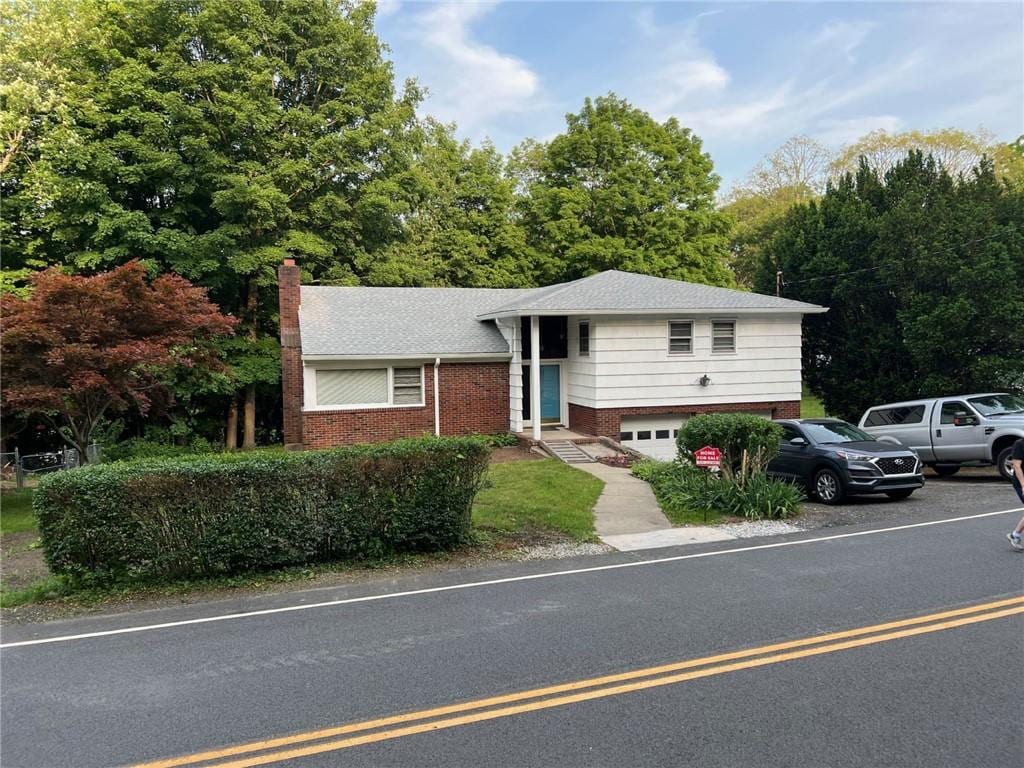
xmin=619 ymin=415 xmax=689 ymax=460
xmin=619 ymin=409 xmax=775 ymax=460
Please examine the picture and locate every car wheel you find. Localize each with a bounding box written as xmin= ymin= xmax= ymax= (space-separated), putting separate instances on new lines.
xmin=996 ymin=446 xmax=1015 ymax=482
xmin=813 ymin=468 xmax=845 ymax=505
xmin=933 ymin=464 xmax=960 ymax=477
xmin=885 ymin=489 xmax=914 ymax=500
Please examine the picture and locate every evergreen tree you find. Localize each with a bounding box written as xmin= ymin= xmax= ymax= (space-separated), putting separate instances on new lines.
xmin=760 ymin=152 xmax=1024 ymax=421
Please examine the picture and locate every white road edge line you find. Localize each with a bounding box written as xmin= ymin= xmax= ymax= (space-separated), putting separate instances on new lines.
xmin=2 ymin=507 xmax=1021 ymax=650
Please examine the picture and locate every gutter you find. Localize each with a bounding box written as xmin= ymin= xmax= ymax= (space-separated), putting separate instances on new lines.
xmin=433 ymin=357 xmax=441 ymax=437
xmin=475 ymin=306 xmax=830 ymax=320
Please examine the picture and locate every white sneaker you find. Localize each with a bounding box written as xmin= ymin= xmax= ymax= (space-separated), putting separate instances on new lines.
xmin=1008 ymin=533 xmax=1023 ymax=551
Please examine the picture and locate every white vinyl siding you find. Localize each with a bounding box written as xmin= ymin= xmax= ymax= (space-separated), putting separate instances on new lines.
xmin=316 ymin=369 xmax=388 ymax=406
xmin=668 ymin=321 xmax=693 ymax=354
xmin=392 ymin=367 xmax=423 ymax=405
xmin=712 ymin=320 xmax=736 ymax=353
xmin=582 ymin=315 xmax=802 ymax=408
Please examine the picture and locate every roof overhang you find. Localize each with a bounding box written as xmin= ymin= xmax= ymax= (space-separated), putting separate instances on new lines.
xmin=477 ymin=306 xmax=829 ymax=320
xmin=302 ymin=352 xmax=513 ymax=363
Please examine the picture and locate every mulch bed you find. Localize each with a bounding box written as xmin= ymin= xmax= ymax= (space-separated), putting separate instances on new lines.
xmin=489 ymin=446 xmax=544 ymax=464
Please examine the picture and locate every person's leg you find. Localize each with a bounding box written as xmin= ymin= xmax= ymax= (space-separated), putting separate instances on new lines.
xmin=1008 ymin=484 xmax=1024 ymax=548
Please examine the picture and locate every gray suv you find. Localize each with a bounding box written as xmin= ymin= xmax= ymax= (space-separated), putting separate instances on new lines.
xmin=768 ymin=419 xmax=924 ymax=504
xmin=858 ymin=393 xmax=1024 ymax=480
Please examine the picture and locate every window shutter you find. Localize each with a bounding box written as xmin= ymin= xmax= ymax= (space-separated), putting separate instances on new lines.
xmin=712 ymin=321 xmax=735 ymax=353
xmin=668 ymin=321 xmax=692 ymax=354
xmin=392 ymin=367 xmax=423 ymax=405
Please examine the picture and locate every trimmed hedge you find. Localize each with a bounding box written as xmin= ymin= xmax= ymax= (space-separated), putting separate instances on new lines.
xmin=677 ymin=413 xmax=783 ymax=474
xmin=34 ymin=437 xmax=490 ymax=582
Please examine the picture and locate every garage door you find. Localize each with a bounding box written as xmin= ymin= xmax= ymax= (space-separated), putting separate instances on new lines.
xmin=620 ymin=415 xmax=688 ymax=460
xmin=619 ymin=410 xmax=774 ymax=461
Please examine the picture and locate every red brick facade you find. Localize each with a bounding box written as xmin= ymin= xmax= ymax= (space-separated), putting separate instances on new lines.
xmin=303 ymin=362 xmax=509 ymax=449
xmin=568 ymin=400 xmax=801 ymax=438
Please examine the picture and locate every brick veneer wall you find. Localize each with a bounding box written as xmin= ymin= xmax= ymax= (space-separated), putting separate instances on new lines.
xmin=568 ymin=400 xmax=801 ymax=438
xmin=303 ymin=362 xmax=509 ymax=449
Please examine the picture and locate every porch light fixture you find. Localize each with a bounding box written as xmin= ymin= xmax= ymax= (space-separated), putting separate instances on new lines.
xmin=698 ymin=374 xmax=712 ymax=387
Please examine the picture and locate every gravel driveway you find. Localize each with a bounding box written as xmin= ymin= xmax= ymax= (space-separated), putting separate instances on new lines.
xmin=797 ymin=470 xmax=1017 ymax=530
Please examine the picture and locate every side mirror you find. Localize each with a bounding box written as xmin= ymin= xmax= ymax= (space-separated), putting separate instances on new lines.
xmin=789 ymin=437 xmax=808 ymax=446
xmin=952 ymin=412 xmax=977 ymax=427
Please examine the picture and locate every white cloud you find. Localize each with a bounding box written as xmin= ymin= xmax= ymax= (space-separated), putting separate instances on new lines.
xmin=813 ymin=115 xmax=904 ymax=146
xmin=375 ymin=0 xmax=401 ymax=18
xmin=675 ymin=86 xmax=793 ymax=135
xmin=814 ymin=20 xmax=876 ymax=62
xmin=408 ymin=3 xmax=540 ymax=137
xmin=632 ymin=11 xmax=731 ymax=118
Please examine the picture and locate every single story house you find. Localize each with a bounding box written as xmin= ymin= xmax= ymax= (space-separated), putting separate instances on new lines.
xmin=278 ymin=260 xmax=827 ymax=459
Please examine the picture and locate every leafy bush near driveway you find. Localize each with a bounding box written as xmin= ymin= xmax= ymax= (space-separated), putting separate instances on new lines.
xmin=34 ymin=437 xmax=490 ymax=582
xmin=632 ymin=460 xmax=802 ymax=522
xmin=677 ymin=413 xmax=783 ymax=477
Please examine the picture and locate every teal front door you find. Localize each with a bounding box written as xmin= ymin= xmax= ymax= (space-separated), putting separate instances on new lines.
xmin=540 ymin=365 xmax=560 ymax=422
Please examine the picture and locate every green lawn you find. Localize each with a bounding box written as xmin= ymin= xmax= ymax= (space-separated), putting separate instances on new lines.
xmin=801 ymin=389 xmax=826 ymax=418
xmin=1 ymin=489 xmax=36 ymax=534
xmin=473 ymin=459 xmax=604 ymax=541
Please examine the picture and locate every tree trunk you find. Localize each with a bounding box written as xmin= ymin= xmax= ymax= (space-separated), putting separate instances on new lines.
xmin=242 ymin=276 xmax=258 ymax=450
xmin=226 ymin=397 xmax=239 ymax=451
xmin=243 ymin=385 xmax=256 ymax=449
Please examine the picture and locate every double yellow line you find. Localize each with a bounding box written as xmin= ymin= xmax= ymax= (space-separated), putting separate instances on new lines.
xmin=133 ymin=596 xmax=1024 ymax=768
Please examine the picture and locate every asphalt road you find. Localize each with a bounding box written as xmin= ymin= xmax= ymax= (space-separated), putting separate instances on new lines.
xmin=2 ymin=479 xmax=1022 ymax=768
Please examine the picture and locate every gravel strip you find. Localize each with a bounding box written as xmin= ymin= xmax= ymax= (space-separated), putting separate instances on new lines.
xmin=513 ymin=542 xmax=615 ymax=560
xmin=713 ymin=520 xmax=805 ymax=538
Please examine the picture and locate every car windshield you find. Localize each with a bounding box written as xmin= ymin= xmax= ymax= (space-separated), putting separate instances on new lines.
xmin=967 ymin=394 xmax=1024 ymax=416
xmin=802 ymin=421 xmax=875 ymax=444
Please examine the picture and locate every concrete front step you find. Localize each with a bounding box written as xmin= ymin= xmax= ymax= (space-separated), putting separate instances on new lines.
xmin=541 ymin=440 xmax=595 ymax=464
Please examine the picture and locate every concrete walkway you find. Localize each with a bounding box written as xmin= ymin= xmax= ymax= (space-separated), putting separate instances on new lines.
xmin=575 ymin=463 xmax=734 ymax=552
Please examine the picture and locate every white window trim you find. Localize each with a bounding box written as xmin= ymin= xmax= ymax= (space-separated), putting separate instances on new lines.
xmin=710 ymin=317 xmax=737 ymax=355
xmin=308 ymin=364 xmax=426 ymax=411
xmin=667 ymin=319 xmax=694 ymax=356
xmin=578 ymin=319 xmax=590 ymax=357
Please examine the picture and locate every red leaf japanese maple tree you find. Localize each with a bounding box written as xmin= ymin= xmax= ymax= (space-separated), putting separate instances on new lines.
xmin=1 ymin=262 xmax=237 ymax=459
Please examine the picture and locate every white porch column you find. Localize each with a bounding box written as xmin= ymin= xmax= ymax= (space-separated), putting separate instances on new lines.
xmin=530 ymin=315 xmax=541 ymax=441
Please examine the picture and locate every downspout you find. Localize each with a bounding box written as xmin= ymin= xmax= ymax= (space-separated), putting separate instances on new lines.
xmin=433 ymin=357 xmax=441 ymax=436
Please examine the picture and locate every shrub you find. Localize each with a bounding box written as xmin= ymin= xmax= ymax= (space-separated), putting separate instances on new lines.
xmin=677 ymin=413 xmax=783 ymax=477
xmin=632 ymin=460 xmax=802 ymax=521
xmin=100 ymin=434 xmax=215 ymax=463
xmin=482 ymin=433 xmax=519 ymax=448
xmin=34 ymin=437 xmax=490 ymax=582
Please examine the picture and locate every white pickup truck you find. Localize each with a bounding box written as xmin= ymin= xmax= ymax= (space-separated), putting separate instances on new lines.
xmin=858 ymin=392 xmax=1024 ymax=480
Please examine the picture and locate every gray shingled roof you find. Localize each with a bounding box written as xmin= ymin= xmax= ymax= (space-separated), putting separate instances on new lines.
xmin=477 ymin=270 xmax=825 ymax=317
xmin=298 ymin=271 xmax=825 ymax=358
xmin=299 ymin=286 xmax=530 ymax=357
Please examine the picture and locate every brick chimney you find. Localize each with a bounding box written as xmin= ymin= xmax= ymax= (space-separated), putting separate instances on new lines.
xmin=278 ymin=258 xmax=303 ymax=447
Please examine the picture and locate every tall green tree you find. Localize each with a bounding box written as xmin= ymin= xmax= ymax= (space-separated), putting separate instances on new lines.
xmin=2 ymin=0 xmax=422 ymax=446
xmin=518 ymin=94 xmax=733 ymax=286
xmin=759 ymin=152 xmax=1024 ymax=421
xmin=830 ymin=128 xmax=1006 ymax=182
xmin=366 ymin=120 xmax=532 ymax=288
xmin=722 ymin=136 xmax=832 ymax=288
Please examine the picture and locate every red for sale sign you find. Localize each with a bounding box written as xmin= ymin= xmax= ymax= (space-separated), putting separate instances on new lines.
xmin=694 ymin=445 xmax=722 ymax=468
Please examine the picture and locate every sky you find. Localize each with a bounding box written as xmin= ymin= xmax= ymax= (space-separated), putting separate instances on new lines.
xmin=374 ymin=1 xmax=1024 ymax=193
